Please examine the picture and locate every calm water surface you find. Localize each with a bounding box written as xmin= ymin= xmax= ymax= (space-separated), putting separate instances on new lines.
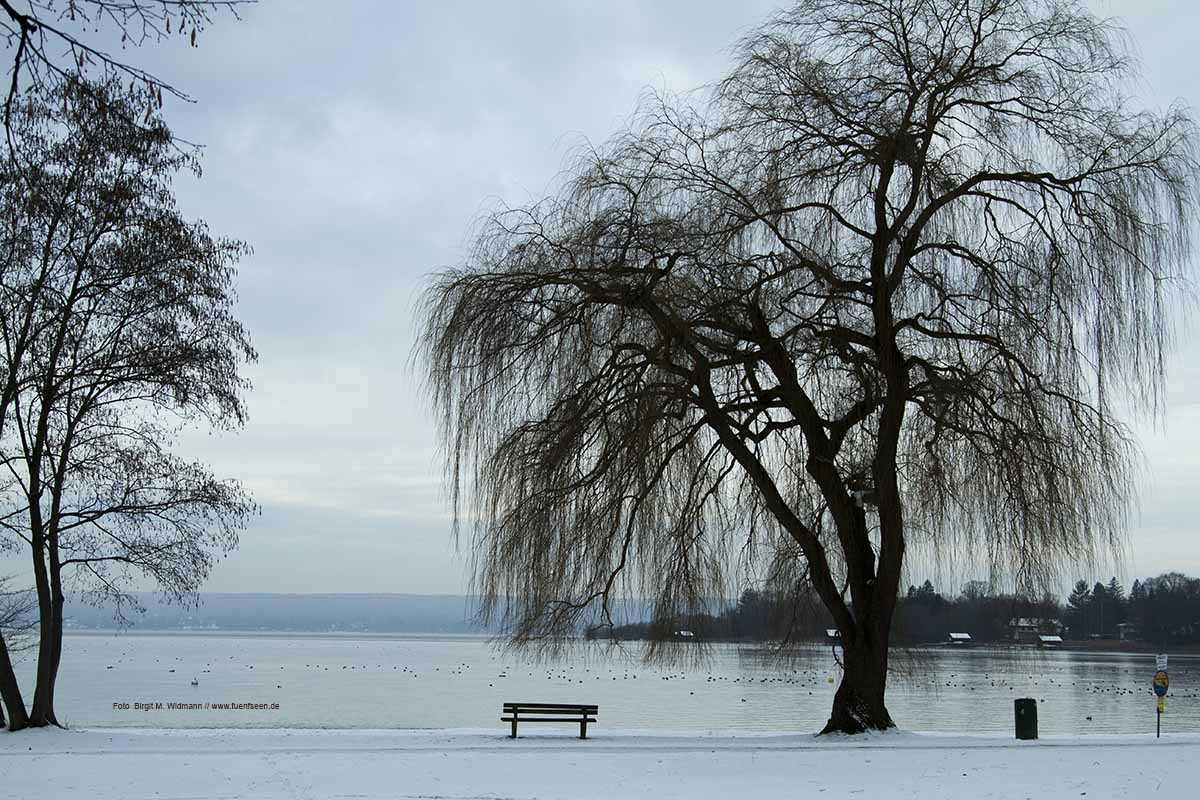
xmin=16 ymin=633 xmax=1197 ymax=735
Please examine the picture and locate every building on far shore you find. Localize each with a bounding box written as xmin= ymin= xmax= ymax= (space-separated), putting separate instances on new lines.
xmin=948 ymin=632 xmax=972 ymax=646
xmin=1117 ymin=623 xmax=1139 ymax=641
xmin=1009 ymin=617 xmax=1064 ymax=643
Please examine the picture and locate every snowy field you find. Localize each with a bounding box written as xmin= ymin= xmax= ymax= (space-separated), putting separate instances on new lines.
xmin=1 ymin=727 xmax=1196 ymax=799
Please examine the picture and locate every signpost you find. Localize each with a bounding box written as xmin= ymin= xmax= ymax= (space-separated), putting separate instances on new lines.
xmin=1154 ymin=654 xmax=1169 ymax=739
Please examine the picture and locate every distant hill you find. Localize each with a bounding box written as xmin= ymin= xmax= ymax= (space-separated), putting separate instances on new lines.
xmin=62 ymin=593 xmax=497 ymax=634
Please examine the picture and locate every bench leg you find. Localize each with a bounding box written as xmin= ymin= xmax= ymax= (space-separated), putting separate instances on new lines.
xmin=580 ymin=719 xmax=587 ymax=740
xmin=511 ymin=718 xmax=518 ymax=739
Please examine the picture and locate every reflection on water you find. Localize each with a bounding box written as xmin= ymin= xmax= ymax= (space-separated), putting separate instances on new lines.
xmin=25 ymin=633 xmax=1198 ymax=734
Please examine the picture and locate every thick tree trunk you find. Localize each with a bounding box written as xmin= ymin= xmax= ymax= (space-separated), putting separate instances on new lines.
xmin=28 ymin=654 xmax=60 ymax=727
xmin=39 ymin=575 xmax=65 ymax=725
xmin=821 ymin=633 xmax=895 ymax=734
xmin=28 ymin=607 xmax=61 ymax=728
xmin=27 ymin=538 xmax=59 ymax=728
xmin=0 ymin=633 xmax=29 ymax=731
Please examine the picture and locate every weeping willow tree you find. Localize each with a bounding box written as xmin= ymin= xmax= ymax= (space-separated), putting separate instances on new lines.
xmin=417 ymin=0 xmax=1198 ymax=733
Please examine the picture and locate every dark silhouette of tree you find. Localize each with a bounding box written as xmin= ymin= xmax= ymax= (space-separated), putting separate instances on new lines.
xmin=961 ymin=582 xmax=989 ymax=603
xmin=896 ymin=580 xmax=949 ymax=643
xmin=0 ymin=79 xmax=255 ymax=729
xmin=0 ymin=1 xmax=248 ymax=135
xmin=912 ymin=580 xmax=935 ymax=600
xmin=1091 ymin=581 xmax=1109 ymax=637
xmin=1131 ymin=573 xmax=1200 ymax=646
xmin=418 ymin=0 xmax=1199 ymax=733
xmin=1103 ymin=577 xmax=1126 ymax=636
xmin=1066 ymin=580 xmax=1092 ymax=637
xmin=1128 ymin=578 xmax=1146 ymax=634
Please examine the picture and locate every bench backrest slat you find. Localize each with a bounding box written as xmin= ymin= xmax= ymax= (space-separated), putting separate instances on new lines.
xmin=504 ymin=702 xmax=597 ymax=712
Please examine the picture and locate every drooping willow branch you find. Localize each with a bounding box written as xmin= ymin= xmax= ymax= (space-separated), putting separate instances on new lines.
xmin=416 ymin=0 xmax=1199 ymax=661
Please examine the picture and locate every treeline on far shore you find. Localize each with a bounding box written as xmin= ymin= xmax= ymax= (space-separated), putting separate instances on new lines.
xmin=591 ymin=572 xmax=1200 ymax=648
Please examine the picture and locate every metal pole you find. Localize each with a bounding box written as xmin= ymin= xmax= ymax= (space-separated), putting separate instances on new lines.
xmin=1157 ymin=707 xmax=1161 ymax=739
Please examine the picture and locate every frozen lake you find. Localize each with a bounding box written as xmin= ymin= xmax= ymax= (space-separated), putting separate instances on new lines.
xmin=17 ymin=632 xmax=1197 ymax=734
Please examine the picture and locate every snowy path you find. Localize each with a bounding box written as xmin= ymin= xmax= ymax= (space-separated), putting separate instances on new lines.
xmin=2 ymin=727 xmax=1195 ymax=799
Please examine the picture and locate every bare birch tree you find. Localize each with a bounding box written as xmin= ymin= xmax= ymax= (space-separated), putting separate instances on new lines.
xmin=418 ymin=0 xmax=1198 ymax=733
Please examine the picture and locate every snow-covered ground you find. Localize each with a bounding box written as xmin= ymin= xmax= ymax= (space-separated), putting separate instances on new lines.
xmin=1 ymin=726 xmax=1195 ymax=799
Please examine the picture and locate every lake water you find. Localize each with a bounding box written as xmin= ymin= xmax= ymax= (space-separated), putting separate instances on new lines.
xmin=12 ymin=632 xmax=1197 ymax=735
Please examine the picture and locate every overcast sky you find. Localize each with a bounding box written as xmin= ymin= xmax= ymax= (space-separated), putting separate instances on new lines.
xmin=34 ymin=0 xmax=1195 ymax=596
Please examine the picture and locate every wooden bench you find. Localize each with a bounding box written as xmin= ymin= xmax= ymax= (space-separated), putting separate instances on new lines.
xmin=501 ymin=702 xmax=598 ymax=739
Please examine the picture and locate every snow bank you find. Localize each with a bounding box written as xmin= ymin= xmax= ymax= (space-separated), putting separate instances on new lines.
xmin=2 ymin=726 xmax=1195 ymax=798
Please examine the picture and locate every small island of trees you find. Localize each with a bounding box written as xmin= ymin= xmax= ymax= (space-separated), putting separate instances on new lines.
xmin=594 ymin=572 xmax=1200 ymax=650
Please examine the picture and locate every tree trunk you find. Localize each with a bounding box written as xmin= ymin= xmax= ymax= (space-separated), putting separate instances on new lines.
xmin=28 ymin=649 xmax=60 ymax=727
xmin=0 ymin=633 xmax=29 ymax=731
xmin=27 ymin=536 xmax=59 ymax=728
xmin=39 ymin=569 xmax=65 ymax=725
xmin=28 ymin=599 xmax=61 ymax=728
xmin=821 ymin=619 xmax=896 ymax=734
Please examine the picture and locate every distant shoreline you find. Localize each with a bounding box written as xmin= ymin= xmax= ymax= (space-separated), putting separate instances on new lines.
xmin=63 ymin=629 xmax=495 ymax=640
xmin=60 ymin=629 xmax=1200 ymax=656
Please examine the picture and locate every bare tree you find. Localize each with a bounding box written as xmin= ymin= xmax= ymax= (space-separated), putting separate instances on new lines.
xmin=0 ymin=0 xmax=249 ymax=134
xmin=418 ymin=0 xmax=1198 ymax=733
xmin=0 ymin=78 xmax=255 ymax=728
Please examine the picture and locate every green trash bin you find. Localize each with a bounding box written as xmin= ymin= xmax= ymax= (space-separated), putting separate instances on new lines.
xmin=1014 ymin=698 xmax=1038 ymax=740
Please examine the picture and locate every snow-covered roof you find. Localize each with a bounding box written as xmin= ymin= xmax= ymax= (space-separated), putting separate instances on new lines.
xmin=949 ymin=632 xmax=972 ymax=640
xmin=1038 ymin=634 xmax=1064 ymax=643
